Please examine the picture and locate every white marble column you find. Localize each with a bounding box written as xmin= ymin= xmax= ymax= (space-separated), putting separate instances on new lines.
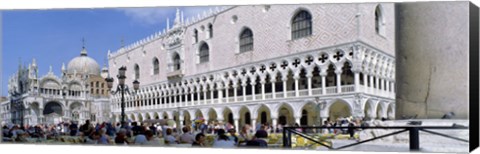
xmin=271 ymin=78 xmax=276 ymax=99
xmin=336 ymin=69 xmax=342 ymax=93
xmin=203 ymin=87 xmax=208 ymax=105
xmin=234 ymin=118 xmax=240 ymax=133
xmin=242 ymin=82 xmax=247 ymax=102
xmin=260 ymin=79 xmax=266 ymax=100
xmin=190 ymin=91 xmax=195 ymax=106
xmin=282 ymin=76 xmax=288 ymax=98
xmin=369 ymin=74 xmax=374 ymax=93
xmin=354 ymin=71 xmax=360 ymax=92
xmin=233 ymin=84 xmax=238 ymax=102
xmin=251 ymin=119 xmax=257 ymax=132
xmin=294 ymin=74 xmax=300 ymax=97
xmin=320 ymin=71 xmax=327 ymax=95
xmin=217 ymin=84 xmax=223 ymax=104
xmin=272 ymin=118 xmax=278 ymax=133
xmin=306 ymin=72 xmax=313 ymax=96
xmin=295 ymin=117 xmax=301 ymax=125
xmin=225 ymin=84 xmax=229 ymax=103
xmin=197 ymin=89 xmax=201 ymax=106
xmin=251 ymin=81 xmax=256 ymax=101
xmin=210 ymin=85 xmax=215 ymax=104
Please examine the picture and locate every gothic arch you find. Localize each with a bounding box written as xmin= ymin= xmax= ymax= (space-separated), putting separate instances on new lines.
xmin=326 ymin=98 xmax=353 ymax=120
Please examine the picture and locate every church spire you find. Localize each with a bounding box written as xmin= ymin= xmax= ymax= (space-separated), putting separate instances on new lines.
xmin=174 ymin=8 xmax=181 ymax=27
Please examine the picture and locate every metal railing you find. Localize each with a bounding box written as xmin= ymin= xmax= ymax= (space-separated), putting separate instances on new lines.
xmin=282 ymin=125 xmax=469 ymax=151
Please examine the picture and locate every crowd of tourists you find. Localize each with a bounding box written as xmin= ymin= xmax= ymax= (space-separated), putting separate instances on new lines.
xmin=1 ymin=120 xmax=276 ymax=148
xmin=1 ymin=116 xmax=374 ymax=146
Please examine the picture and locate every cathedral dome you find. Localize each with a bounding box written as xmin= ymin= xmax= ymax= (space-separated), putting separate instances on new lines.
xmin=67 ymin=48 xmax=100 ymax=76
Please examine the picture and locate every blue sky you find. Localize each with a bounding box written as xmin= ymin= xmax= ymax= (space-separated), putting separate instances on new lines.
xmin=1 ymin=6 xmax=216 ymax=96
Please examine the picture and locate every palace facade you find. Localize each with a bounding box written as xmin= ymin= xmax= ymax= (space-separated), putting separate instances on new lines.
xmin=106 ymin=4 xmax=396 ymax=132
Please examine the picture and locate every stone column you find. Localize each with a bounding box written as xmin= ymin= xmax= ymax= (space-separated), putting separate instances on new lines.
xmin=380 ymin=78 xmax=385 ymax=96
xmin=375 ymin=76 xmax=380 ymax=93
xmin=272 ymin=118 xmax=278 ymax=133
xmin=251 ymin=80 xmax=256 ymax=101
xmin=294 ymin=73 xmax=300 ymax=97
xmin=271 ymin=77 xmax=276 ymax=99
xmin=306 ymin=72 xmax=313 ymax=96
xmin=178 ymin=116 xmax=184 ymax=132
xmin=184 ymin=92 xmax=188 ymax=107
xmin=225 ymin=84 xmax=229 ymax=103
xmin=233 ymin=84 xmax=238 ymax=102
xmin=190 ymin=90 xmax=195 ymax=106
xmin=282 ymin=76 xmax=288 ymax=98
xmin=210 ymin=85 xmax=215 ymax=104
xmin=386 ymin=80 xmax=391 ymax=96
xmin=251 ymin=119 xmax=257 ymax=132
xmin=260 ymin=79 xmax=266 ymax=100
xmin=197 ymin=88 xmax=201 ymax=106
xmin=234 ymin=118 xmax=240 ymax=133
xmin=294 ymin=116 xmax=301 ymax=125
xmin=217 ymin=84 xmax=224 ymax=104
xmin=354 ymin=71 xmax=360 ymax=92
xmin=369 ymin=74 xmax=374 ymax=93
xmin=335 ymin=70 xmax=342 ymax=93
xmin=174 ymin=91 xmax=178 ymax=108
xmin=242 ymin=82 xmax=247 ymax=101
xmin=320 ymin=71 xmax=327 ymax=95
xmin=203 ymin=86 xmax=208 ymax=105
xmin=363 ymin=73 xmax=368 ymax=91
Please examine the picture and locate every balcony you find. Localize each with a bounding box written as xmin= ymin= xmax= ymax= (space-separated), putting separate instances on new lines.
xmin=167 ymin=70 xmax=184 ymax=78
xmin=117 ymin=84 xmax=396 ymax=113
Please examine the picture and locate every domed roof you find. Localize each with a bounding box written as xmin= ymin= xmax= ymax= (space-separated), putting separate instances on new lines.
xmin=67 ymin=48 xmax=100 ymax=76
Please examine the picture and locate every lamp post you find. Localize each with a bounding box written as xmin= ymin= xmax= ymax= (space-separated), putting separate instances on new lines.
xmin=105 ymin=66 xmax=140 ymax=128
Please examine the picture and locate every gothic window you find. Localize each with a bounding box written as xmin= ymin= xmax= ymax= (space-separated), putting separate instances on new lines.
xmin=134 ymin=64 xmax=140 ymax=80
xmin=291 ymin=10 xmax=312 ymax=39
xmin=173 ymin=53 xmax=181 ymax=71
xmin=375 ymin=5 xmax=385 ymax=36
xmin=300 ymin=110 xmax=308 ymax=126
xmin=193 ymin=29 xmax=198 ymax=43
xmin=341 ymin=62 xmax=354 ymax=85
xmin=326 ymin=64 xmax=336 ymax=87
xmin=153 ymin=58 xmax=160 ymax=75
xmin=199 ymin=43 xmax=209 ymax=63
xmin=208 ymin=24 xmax=213 ymax=38
xmin=239 ymin=28 xmax=253 ymax=53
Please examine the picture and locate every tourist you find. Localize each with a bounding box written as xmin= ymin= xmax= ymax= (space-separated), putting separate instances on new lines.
xmin=145 ymin=130 xmax=162 ymax=146
xmin=149 ymin=124 xmax=157 ymax=136
xmin=179 ymin=126 xmax=195 ymax=144
xmin=164 ymin=128 xmax=177 ymax=144
xmin=98 ymin=128 xmax=111 ymax=144
xmin=228 ymin=129 xmax=239 ymax=145
xmin=85 ymin=132 xmax=101 ymax=144
xmin=115 ymin=122 xmax=121 ymax=133
xmin=239 ymin=125 xmax=253 ymax=145
xmin=212 ymin=129 xmax=235 ymax=148
xmin=347 ymin=121 xmax=356 ymax=140
xmin=80 ymin=120 xmax=94 ymax=137
xmin=69 ymin=121 xmax=78 ymax=136
xmin=246 ymin=130 xmax=269 ymax=148
xmin=106 ymin=123 xmax=116 ymax=137
xmin=131 ymin=122 xmax=144 ymax=136
xmin=192 ymin=133 xmax=206 ymax=147
xmin=256 ymin=121 xmax=261 ymax=131
xmin=114 ymin=128 xmax=130 ymax=145
xmin=133 ymin=132 xmax=148 ymax=145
